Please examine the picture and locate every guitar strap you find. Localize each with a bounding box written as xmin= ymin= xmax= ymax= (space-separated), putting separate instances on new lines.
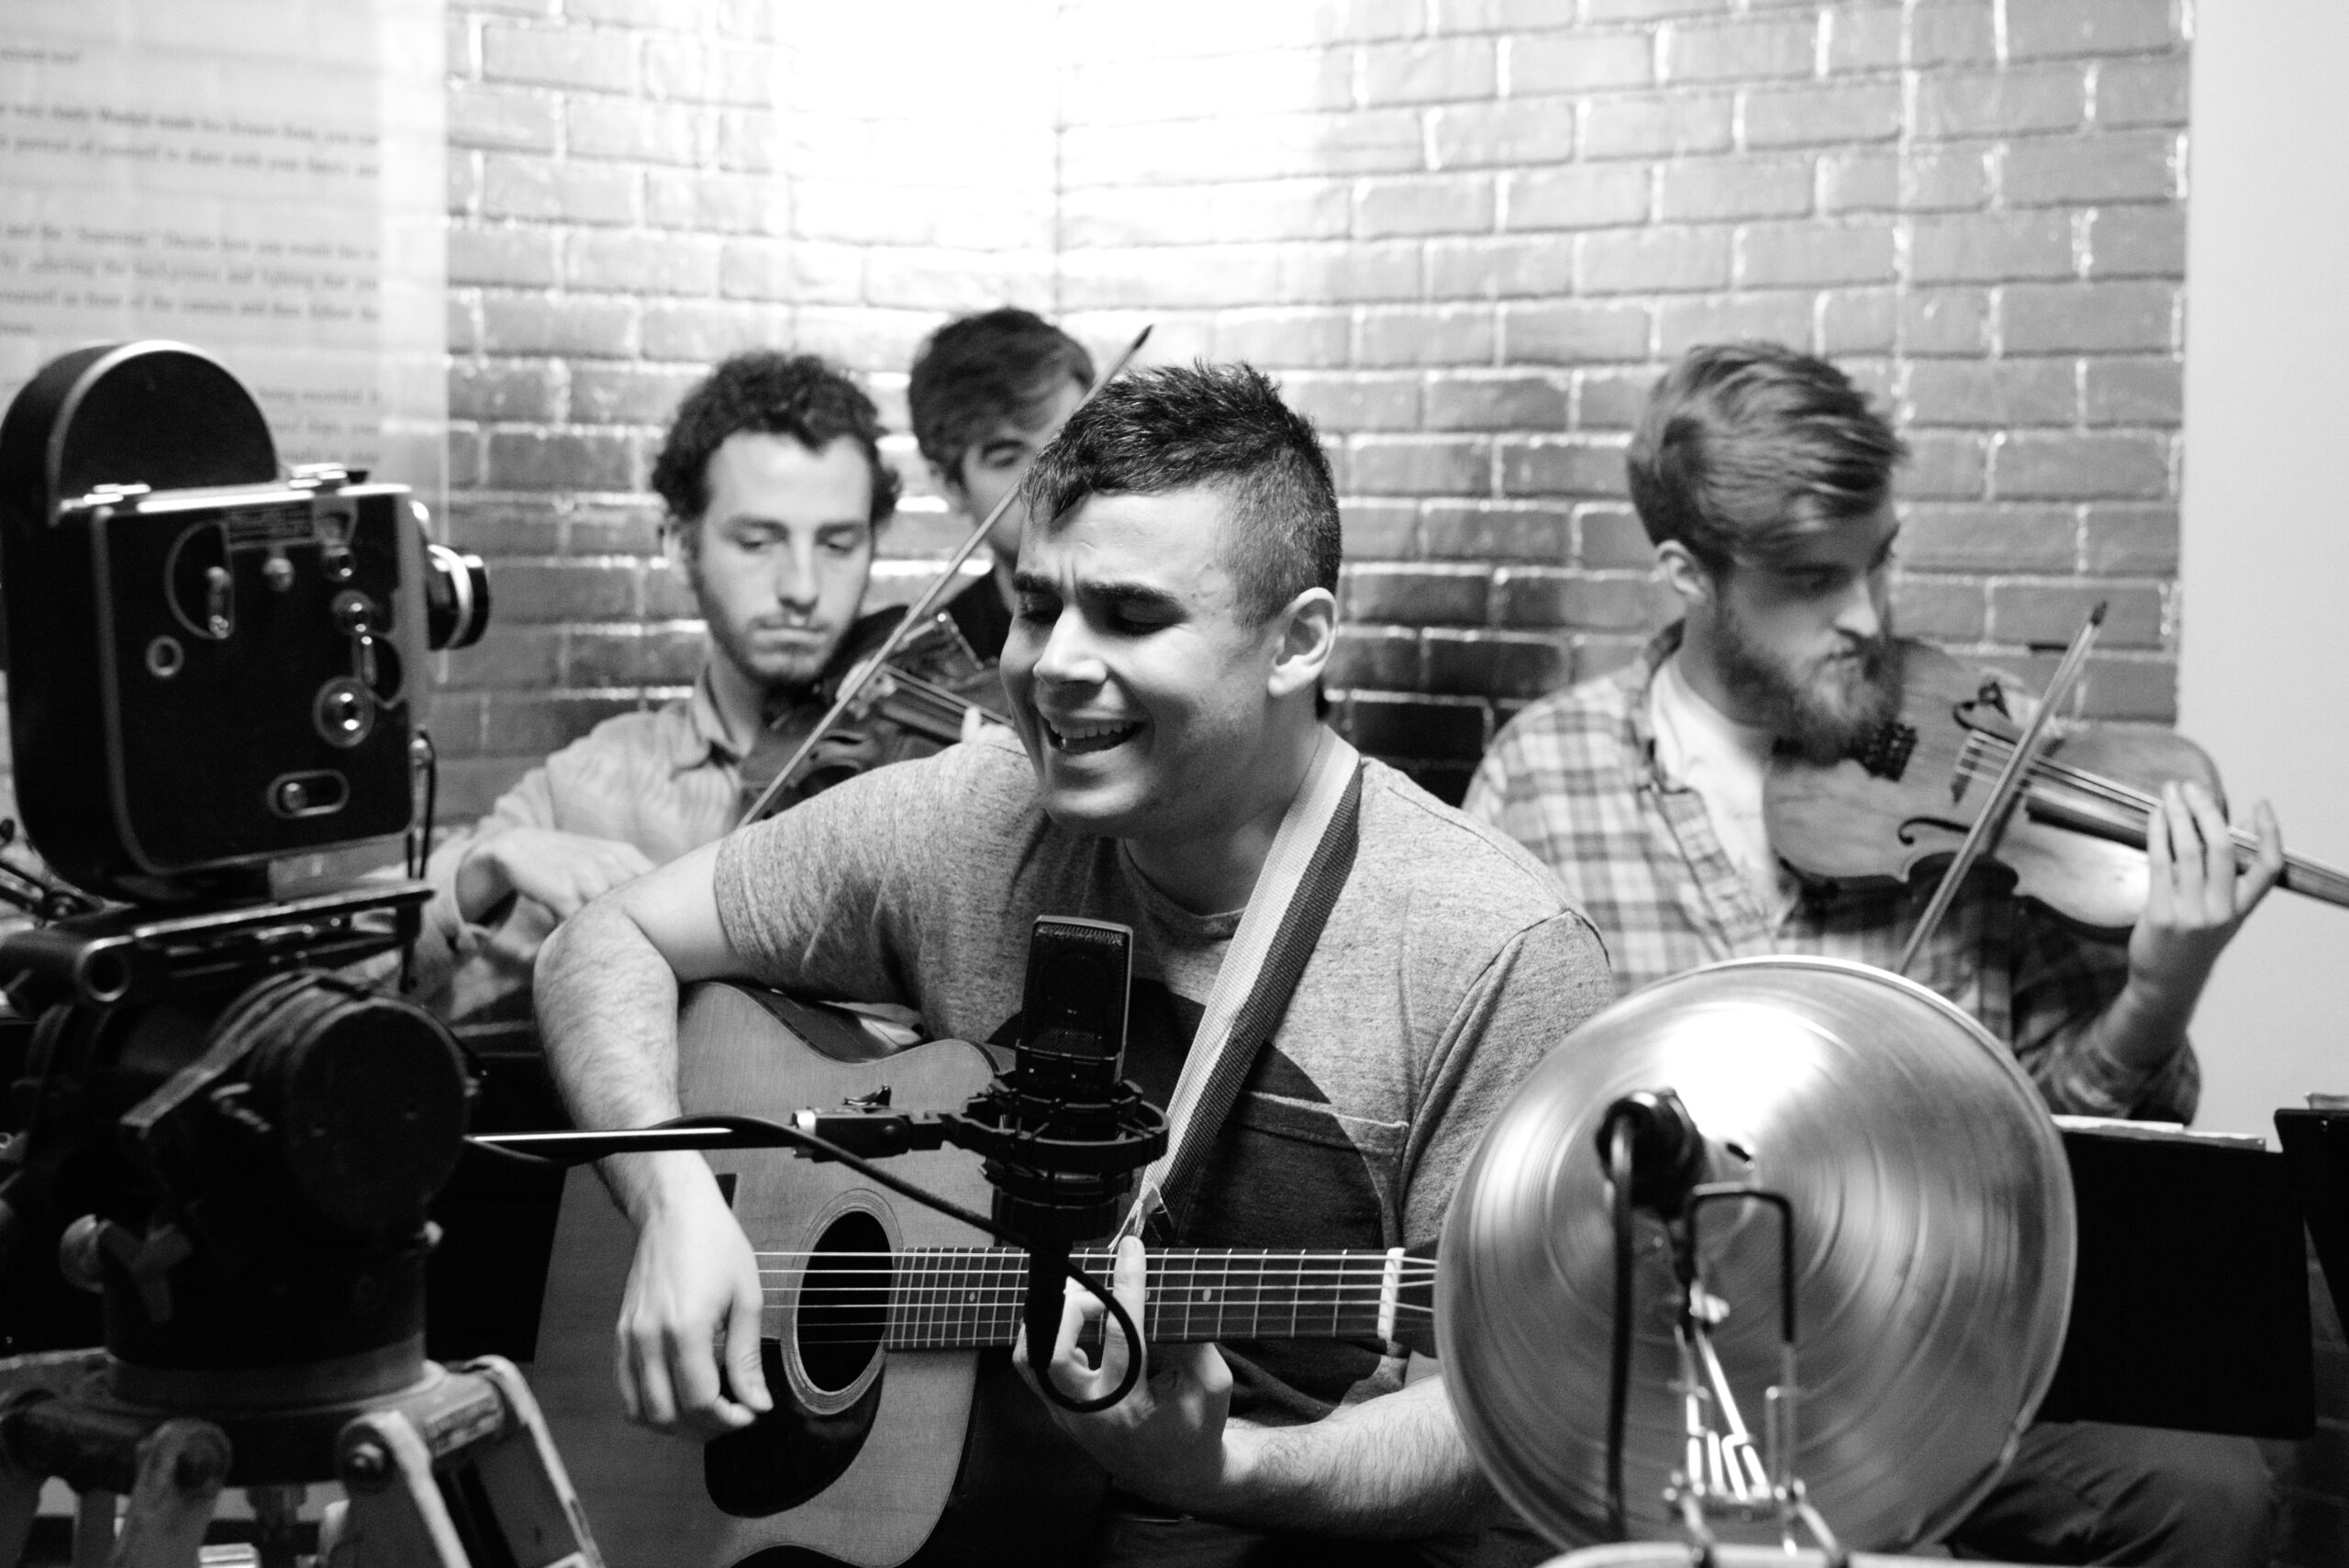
xmin=1122 ymin=726 xmax=1364 ymax=1245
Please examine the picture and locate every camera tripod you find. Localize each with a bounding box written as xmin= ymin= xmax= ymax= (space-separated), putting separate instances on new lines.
xmin=0 ymin=1348 xmax=599 ymax=1568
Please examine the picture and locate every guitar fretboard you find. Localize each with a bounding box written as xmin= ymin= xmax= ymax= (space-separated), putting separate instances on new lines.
xmin=785 ymin=1248 xmax=1410 ymax=1351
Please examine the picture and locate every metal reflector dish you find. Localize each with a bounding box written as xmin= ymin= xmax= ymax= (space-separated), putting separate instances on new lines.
xmin=1439 ymin=956 xmax=2076 ymax=1551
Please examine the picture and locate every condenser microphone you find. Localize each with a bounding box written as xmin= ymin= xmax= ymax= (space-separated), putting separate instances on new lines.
xmin=996 ymin=917 xmax=1137 ymax=1377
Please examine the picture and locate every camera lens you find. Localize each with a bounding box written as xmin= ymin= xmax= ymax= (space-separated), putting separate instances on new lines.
xmin=423 ymin=541 xmax=490 ymax=651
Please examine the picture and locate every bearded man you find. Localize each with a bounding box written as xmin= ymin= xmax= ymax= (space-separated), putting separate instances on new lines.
xmin=1464 ymin=342 xmax=2286 ymax=1567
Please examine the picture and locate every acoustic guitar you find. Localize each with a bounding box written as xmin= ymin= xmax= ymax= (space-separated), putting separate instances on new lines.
xmin=529 ymin=982 xmax=1436 ymax=1568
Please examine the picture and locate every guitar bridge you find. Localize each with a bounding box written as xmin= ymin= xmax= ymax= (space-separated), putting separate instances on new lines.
xmin=843 ymin=1085 xmax=893 ymax=1111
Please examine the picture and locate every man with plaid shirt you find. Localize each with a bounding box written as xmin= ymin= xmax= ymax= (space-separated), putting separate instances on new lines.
xmin=1466 ymin=343 xmax=2285 ymax=1567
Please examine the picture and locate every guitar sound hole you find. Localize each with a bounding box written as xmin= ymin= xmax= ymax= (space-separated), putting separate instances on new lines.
xmin=799 ymin=1209 xmax=891 ymax=1395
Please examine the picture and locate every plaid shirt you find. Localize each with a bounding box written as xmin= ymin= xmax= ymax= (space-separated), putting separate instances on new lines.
xmin=1463 ymin=627 xmax=2197 ymax=1120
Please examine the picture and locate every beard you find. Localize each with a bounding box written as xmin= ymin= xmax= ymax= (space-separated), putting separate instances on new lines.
xmin=1713 ymin=603 xmax=1906 ymax=766
xmin=687 ymin=557 xmax=840 ymax=700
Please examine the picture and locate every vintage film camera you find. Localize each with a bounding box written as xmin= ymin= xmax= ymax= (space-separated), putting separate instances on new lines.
xmin=0 ymin=345 xmax=589 ymax=1564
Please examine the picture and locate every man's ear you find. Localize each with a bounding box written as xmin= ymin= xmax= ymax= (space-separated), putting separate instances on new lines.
xmin=1266 ymin=586 xmax=1338 ymax=701
xmin=1653 ymin=539 xmax=1718 ymax=613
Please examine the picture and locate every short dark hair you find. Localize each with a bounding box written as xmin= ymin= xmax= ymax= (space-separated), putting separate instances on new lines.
xmin=907 ymin=308 xmax=1096 ymax=479
xmin=1626 ymin=343 xmax=1907 ymax=573
xmin=651 ymin=351 xmax=900 ymax=535
xmin=1021 ymin=361 xmax=1340 ymax=626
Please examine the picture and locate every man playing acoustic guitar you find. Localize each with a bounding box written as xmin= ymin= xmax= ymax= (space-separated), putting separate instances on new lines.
xmin=1464 ymin=342 xmax=2287 ymax=1567
xmin=535 ymin=362 xmax=1613 ymax=1563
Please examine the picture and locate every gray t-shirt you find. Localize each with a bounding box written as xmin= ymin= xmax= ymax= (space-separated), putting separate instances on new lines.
xmin=713 ymin=728 xmax=1612 ymax=1420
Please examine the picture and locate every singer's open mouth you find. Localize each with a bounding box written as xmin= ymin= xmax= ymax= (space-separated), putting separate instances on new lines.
xmin=1043 ymin=717 xmax=1142 ymax=755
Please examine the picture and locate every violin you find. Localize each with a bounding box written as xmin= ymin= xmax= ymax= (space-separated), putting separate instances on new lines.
xmin=1765 ymin=639 xmax=2349 ymax=940
xmin=735 ymin=592 xmax=1009 ymax=810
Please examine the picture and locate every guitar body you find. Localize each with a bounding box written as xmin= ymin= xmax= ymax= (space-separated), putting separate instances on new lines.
xmin=531 ymin=983 xmax=1104 ymax=1568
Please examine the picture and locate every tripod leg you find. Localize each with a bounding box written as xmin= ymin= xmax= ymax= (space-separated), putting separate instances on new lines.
xmin=444 ymin=1359 xmax=600 ymax=1568
xmin=109 ymin=1418 xmax=228 ymax=1568
xmin=0 ymin=1461 xmax=38 ymax=1566
xmin=324 ymin=1412 xmax=469 ymax=1568
xmin=73 ymin=1490 xmax=116 ymax=1566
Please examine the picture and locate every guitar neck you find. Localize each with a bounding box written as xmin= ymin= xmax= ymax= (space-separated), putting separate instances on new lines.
xmin=879 ymin=1247 xmax=1417 ymax=1353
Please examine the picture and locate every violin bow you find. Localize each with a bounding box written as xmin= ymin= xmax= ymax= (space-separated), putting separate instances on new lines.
xmin=1897 ymin=602 xmax=2107 ymax=978
xmin=741 ymin=324 xmax=1154 ymax=826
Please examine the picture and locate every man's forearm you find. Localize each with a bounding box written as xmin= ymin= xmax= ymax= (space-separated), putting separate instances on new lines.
xmin=534 ymin=902 xmax=712 ymax=1225
xmin=1211 ymin=1377 xmax=1498 ymax=1538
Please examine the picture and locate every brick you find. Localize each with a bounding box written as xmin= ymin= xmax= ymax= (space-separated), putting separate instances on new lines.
xmin=1277 ymin=241 xmax=1422 ymax=303
xmin=2097 ymin=60 xmax=2188 ymax=128
xmin=1062 ymin=109 xmax=1424 ymax=186
xmin=1578 ymin=226 xmax=1732 ymax=294
xmin=1061 ymin=50 xmax=1353 ymax=126
xmin=1502 ymin=300 xmax=1653 ymax=363
xmin=1425 ymin=374 xmax=1569 ymax=431
xmin=1424 ymin=628 xmax=1567 ymax=698
xmin=1508 ymin=33 xmax=1654 ymax=95
xmin=491 ymin=561 xmax=640 ymax=623
xmin=566 ymin=231 xmax=721 ymax=295
xmin=1915 ymin=66 xmax=2087 ymax=140
xmin=2008 ymin=0 xmax=2178 ymax=61
xmin=2086 ymin=206 xmax=2185 ymax=279
xmin=1214 ymin=309 xmax=1351 ymax=368
xmin=1740 ymin=221 xmax=1895 ymax=286
xmin=1891 ymin=576 xmax=1987 ymax=639
xmin=772 ymin=240 xmax=858 ymax=305
xmin=646 ymin=172 xmax=787 ymax=236
xmin=1990 ymin=583 xmax=2165 ymax=650
xmin=1660 ymin=155 xmax=1814 ymax=222
xmin=1902 ymin=288 xmax=1990 ymax=355
xmin=448 ymin=227 xmax=557 ymax=287
xmin=1585 ymin=93 xmax=1736 ymax=161
xmin=866 ymin=250 xmax=1044 ymax=314
xmin=1907 ymin=360 xmax=2077 ymax=427
xmin=1911 ymin=212 xmax=2076 ymax=284
xmin=1429 ymin=237 xmax=1571 ymax=300
xmin=1358 ymin=306 xmax=1497 ymax=366
xmin=564 ymin=0 xmax=673 ymax=21
xmin=571 ymin=363 xmax=703 ymax=426
xmin=1905 ymin=431 xmax=1988 ymax=499
xmin=1578 ymin=506 xmax=1654 ymax=567
xmin=1656 ymin=292 xmax=1813 ymax=357
xmin=2082 ymin=503 xmax=2177 ymax=573
xmin=485 ymin=430 xmax=634 ymax=493
xmin=448 ymin=85 xmax=560 ymax=152
xmin=481 ymin=296 xmax=639 ymax=358
xmin=709 ymin=108 xmax=784 ymax=174
xmin=1899 ymin=503 xmax=2076 ymax=570
xmin=1820 ymin=288 xmax=1897 ymax=354
xmin=1358 ymin=174 xmax=1497 ymax=239
xmin=1067 ymin=180 xmax=1351 ymax=248
xmin=565 ymin=501 xmax=663 ymax=555
xmin=1495 ymin=572 xmax=1675 ymax=631
xmin=1422 ymin=504 xmax=1572 ymax=562
xmin=441 ymin=625 xmax=563 ymax=694
xmin=793 ymin=306 xmax=938 ymax=373
xmin=1499 ymin=439 xmax=1630 ymax=498
xmin=482 ymin=25 xmax=633 ymax=92
xmin=1743 ymin=83 xmax=1901 ymax=149
xmin=1664 ymin=17 xmax=1818 ymax=83
xmin=1575 ymin=370 xmax=1660 ymax=430
xmin=567 ymin=98 xmax=705 ymax=165
xmin=1283 ymin=373 xmax=1420 ymax=432
xmin=1340 ymin=500 xmax=1418 ymax=561
xmin=442 ymin=496 xmax=562 ymax=555
xmin=1586 ymin=0 xmax=1727 ymax=18
xmin=1909 ymin=3 xmax=1998 ymax=67
xmin=1817 ymin=150 xmax=1895 ymax=214
xmin=1364 ymin=37 xmax=1497 ymax=104
xmin=450 ymin=361 xmax=561 ymax=423
xmin=1350 ymin=437 xmax=1490 ymax=495
xmin=1903 ymin=148 xmax=1996 ymax=211
xmin=1346 ymin=564 xmax=1491 ymax=624
xmin=2004 ymin=132 xmax=2178 ymax=206
xmin=1326 ymin=625 xmax=1419 ymax=689
xmin=1505 ymin=163 xmax=1653 ymax=231
xmin=642 ymin=38 xmax=774 ymax=106
xmin=2082 ymin=356 xmax=2181 ymax=425
xmin=638 ymin=300 xmax=788 ymax=362
xmin=1431 ymin=98 xmax=1578 ymax=169
xmin=1341 ymin=695 xmax=1488 ymax=761
xmin=484 ymin=155 xmax=635 ymax=225
xmin=1062 ymin=246 xmax=1285 ymax=311
xmin=449 ymin=150 xmax=482 ymax=217
xmin=2003 ymin=282 xmax=2176 ymax=353
xmin=1994 ymin=431 xmax=2170 ymax=499
xmin=1823 ymin=5 xmax=1903 ymax=72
